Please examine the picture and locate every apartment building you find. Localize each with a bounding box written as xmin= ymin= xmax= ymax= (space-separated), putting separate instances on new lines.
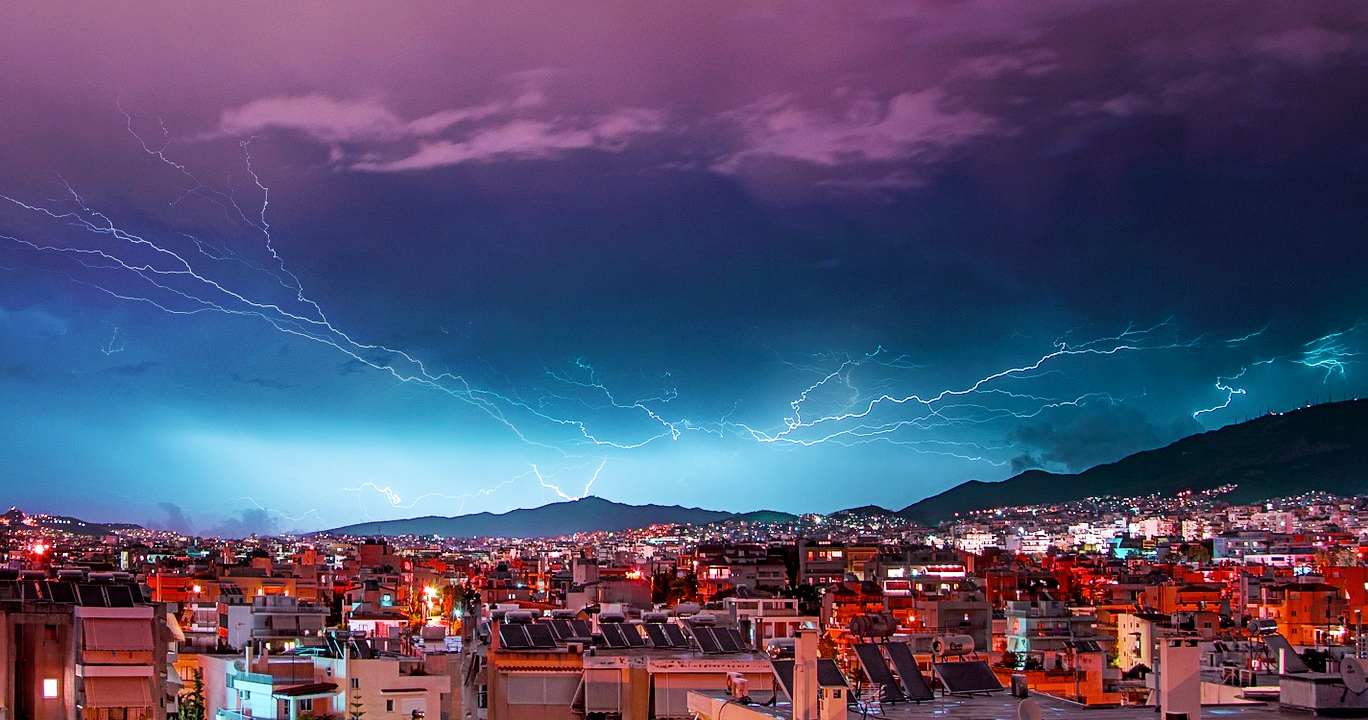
xmin=0 ymin=570 xmax=174 ymax=720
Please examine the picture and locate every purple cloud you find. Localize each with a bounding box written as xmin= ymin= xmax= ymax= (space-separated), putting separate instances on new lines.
xmin=352 ymin=108 xmax=665 ymax=171
xmin=714 ymin=89 xmax=1004 ymax=185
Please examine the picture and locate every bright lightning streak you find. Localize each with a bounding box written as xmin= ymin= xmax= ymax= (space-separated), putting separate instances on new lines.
xmin=99 ymin=325 xmax=127 ymax=355
xmin=531 ymin=458 xmax=608 ymax=501
xmin=343 ymin=475 xmax=523 ymax=520
xmin=741 ymin=319 xmax=1196 ymax=447
xmin=236 ymin=496 xmax=323 ymax=530
xmin=1192 ymin=367 xmax=1248 ymax=419
xmin=4 ymin=107 xmax=1363 ymax=528
xmin=1194 ymin=322 xmax=1362 ymax=420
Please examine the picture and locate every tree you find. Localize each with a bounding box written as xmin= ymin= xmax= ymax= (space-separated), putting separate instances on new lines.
xmin=779 ymin=582 xmax=822 ymax=616
xmin=177 ymin=669 xmax=206 ymax=720
xmin=348 ymin=693 xmax=366 ymax=720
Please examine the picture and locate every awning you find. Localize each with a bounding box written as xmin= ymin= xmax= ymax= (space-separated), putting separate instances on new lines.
xmin=166 ymin=612 xmax=186 ymax=643
xmin=273 ymin=682 xmax=340 ymax=699
xmin=84 ymin=677 xmax=153 ymax=708
xmin=83 ymin=619 xmax=154 ymax=652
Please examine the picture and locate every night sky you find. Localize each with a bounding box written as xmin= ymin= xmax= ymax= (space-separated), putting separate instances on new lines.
xmin=3 ymin=2 xmax=1367 ymax=535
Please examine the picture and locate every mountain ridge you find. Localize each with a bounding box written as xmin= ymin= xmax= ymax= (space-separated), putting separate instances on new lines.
xmin=319 ymin=495 xmax=787 ymax=538
xmin=317 ymin=400 xmax=1368 ymax=536
xmin=899 ymin=399 xmax=1368 ymax=524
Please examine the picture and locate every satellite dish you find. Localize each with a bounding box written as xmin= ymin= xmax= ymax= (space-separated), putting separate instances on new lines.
xmin=1017 ymin=698 xmax=1042 ymax=720
xmin=1344 ymin=657 xmax=1368 ymax=694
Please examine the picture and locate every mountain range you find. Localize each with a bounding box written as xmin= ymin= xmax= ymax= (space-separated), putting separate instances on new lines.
xmin=320 ymin=400 xmax=1368 ymax=537
xmin=898 ymin=399 xmax=1368 ymax=524
xmin=319 ymin=496 xmax=780 ymax=538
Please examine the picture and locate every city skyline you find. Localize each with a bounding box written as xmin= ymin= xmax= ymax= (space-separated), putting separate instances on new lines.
xmin=3 ymin=2 xmax=1368 ymax=533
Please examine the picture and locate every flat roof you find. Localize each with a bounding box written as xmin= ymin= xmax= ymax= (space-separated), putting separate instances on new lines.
xmin=860 ymin=693 xmax=1306 ymax=719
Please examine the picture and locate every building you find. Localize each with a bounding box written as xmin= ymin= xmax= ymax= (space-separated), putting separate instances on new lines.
xmin=199 ymin=632 xmax=451 ymax=720
xmin=1003 ymin=599 xmax=1099 ymax=666
xmin=720 ymin=597 xmax=819 ymax=649
xmin=0 ymin=570 xmax=174 ymax=720
xmin=221 ymin=594 xmax=328 ymax=653
xmin=1115 ymin=612 xmax=1175 ymax=672
xmin=466 ymin=609 xmax=775 ymax=720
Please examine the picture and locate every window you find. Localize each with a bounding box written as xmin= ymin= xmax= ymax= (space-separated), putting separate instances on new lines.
xmin=505 ymin=674 xmax=579 ymax=705
xmin=351 ymin=678 xmax=360 ymax=689
xmin=386 ymin=699 xmax=396 ymax=712
xmin=43 ymin=678 xmax=59 ymax=699
xmin=300 ymin=699 xmax=313 ymax=712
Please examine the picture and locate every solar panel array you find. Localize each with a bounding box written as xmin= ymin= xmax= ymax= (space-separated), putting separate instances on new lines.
xmin=817 ymin=659 xmax=850 ymax=689
xmin=885 ymin=642 xmax=934 ymax=701
xmin=498 ymin=623 xmax=532 ymax=649
xmin=499 ymin=622 xmax=558 ymax=650
xmin=599 ymin=622 xmax=629 ymax=649
xmin=525 ymin=623 xmax=558 ymax=648
xmin=662 ymin=623 xmax=689 ymax=649
xmin=933 ymin=661 xmax=1004 ymax=694
xmin=0 ymin=579 xmax=145 ymax=607
xmin=772 ymin=659 xmax=796 ymax=699
xmin=690 ymin=626 xmax=749 ymax=654
xmin=773 ymin=658 xmax=851 ymax=701
xmin=544 ymin=619 xmax=575 ymax=640
xmin=643 ymin=623 xmax=670 ymax=648
xmin=854 ymin=643 xmax=907 ymax=703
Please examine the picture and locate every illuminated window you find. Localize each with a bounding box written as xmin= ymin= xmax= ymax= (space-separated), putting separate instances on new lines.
xmin=43 ymin=678 xmax=59 ymax=698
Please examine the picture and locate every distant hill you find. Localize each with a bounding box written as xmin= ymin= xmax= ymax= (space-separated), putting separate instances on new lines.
xmin=900 ymin=400 xmax=1368 ymax=524
xmin=728 ymin=510 xmax=801 ymax=523
xmin=832 ymin=504 xmax=899 ymax=518
xmin=1 ymin=507 xmax=143 ymax=536
xmin=320 ymin=496 xmax=740 ymax=538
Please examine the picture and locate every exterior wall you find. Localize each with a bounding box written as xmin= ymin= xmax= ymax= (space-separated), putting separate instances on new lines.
xmin=223 ymin=605 xmax=253 ymax=651
xmin=195 ymin=654 xmax=235 ymax=720
xmin=339 ymin=658 xmax=448 ymax=720
xmin=1116 ymin=614 xmax=1155 ymax=671
xmin=1 ymin=608 xmax=77 ymax=720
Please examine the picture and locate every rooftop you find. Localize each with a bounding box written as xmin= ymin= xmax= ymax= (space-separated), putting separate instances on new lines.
xmin=852 ymin=693 xmax=1304 ymax=719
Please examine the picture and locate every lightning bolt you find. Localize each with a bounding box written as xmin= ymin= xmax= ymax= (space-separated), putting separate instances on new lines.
xmin=342 ymin=475 xmax=523 ymax=521
xmin=99 ymin=325 xmax=127 ymax=355
xmin=1193 ymin=321 xmax=1361 ymax=420
xmin=236 ymin=496 xmax=324 ymax=531
xmin=4 ymin=106 xmax=1363 ymax=529
xmin=740 ymin=319 xmax=1195 ymax=449
xmin=531 ymin=458 xmax=608 ymax=501
xmin=1192 ymin=367 xmax=1248 ymax=419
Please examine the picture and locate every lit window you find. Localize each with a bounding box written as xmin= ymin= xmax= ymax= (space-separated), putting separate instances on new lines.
xmin=43 ymin=678 xmax=59 ymax=698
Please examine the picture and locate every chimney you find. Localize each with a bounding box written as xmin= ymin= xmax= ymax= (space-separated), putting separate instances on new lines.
xmin=793 ymin=627 xmax=818 ymax=720
xmin=1157 ymin=639 xmax=1200 ymax=720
